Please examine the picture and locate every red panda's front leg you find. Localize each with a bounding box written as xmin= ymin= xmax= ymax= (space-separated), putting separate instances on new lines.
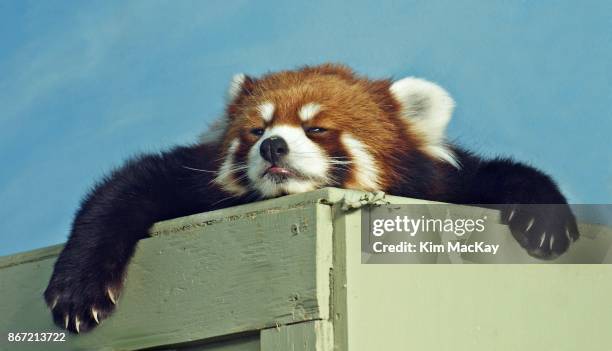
xmin=386 ymin=71 xmax=579 ymax=258
xmin=43 ymin=145 xmax=231 ymax=333
xmin=456 ymin=157 xmax=580 ymax=259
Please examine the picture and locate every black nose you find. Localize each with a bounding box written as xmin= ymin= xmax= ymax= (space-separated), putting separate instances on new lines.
xmin=260 ymin=136 xmax=289 ymax=164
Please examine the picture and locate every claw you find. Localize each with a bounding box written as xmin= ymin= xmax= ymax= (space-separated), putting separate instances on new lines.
xmin=538 ymin=232 xmax=547 ymax=248
xmin=525 ymin=218 xmax=535 ymax=232
xmin=107 ymin=288 xmax=117 ymax=305
xmin=50 ymin=296 xmax=58 ymax=310
xmin=64 ymin=314 xmax=69 ymax=329
xmin=92 ymin=308 xmax=99 ymax=324
xmin=75 ymin=316 xmax=81 ymax=333
xmin=549 ymin=235 xmax=555 ymax=251
xmin=507 ymin=209 xmax=516 ymax=221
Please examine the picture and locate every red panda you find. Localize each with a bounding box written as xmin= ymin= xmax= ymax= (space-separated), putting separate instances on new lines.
xmin=44 ymin=64 xmax=579 ymax=333
xmin=211 ymin=64 xmax=459 ymax=199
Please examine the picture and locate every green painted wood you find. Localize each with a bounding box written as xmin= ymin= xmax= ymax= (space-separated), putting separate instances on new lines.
xmin=158 ymin=334 xmax=260 ymax=351
xmin=0 ymin=189 xmax=335 ymax=351
xmin=361 ymin=203 xmax=612 ymax=264
xmin=260 ymin=321 xmax=333 ymax=351
xmin=1 ymin=188 xmax=611 ymax=351
xmin=328 ymin=206 xmax=355 ymax=351
xmin=0 ymin=244 xmax=62 ymax=269
xmin=335 ymin=197 xmax=612 ymax=351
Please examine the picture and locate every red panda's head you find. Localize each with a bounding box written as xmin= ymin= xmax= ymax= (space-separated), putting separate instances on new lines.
xmin=206 ymin=64 xmax=457 ymax=198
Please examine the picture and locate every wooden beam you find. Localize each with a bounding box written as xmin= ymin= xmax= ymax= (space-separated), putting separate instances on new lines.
xmin=0 ymin=190 xmax=335 ymax=350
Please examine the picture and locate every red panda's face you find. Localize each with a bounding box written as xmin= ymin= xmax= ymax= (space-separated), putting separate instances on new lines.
xmin=209 ymin=64 xmax=457 ymax=198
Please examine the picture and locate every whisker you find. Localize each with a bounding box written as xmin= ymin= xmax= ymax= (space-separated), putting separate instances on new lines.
xmin=210 ymin=195 xmax=239 ymax=208
xmin=182 ymin=166 xmax=217 ymax=173
xmin=224 ymin=165 xmax=250 ymax=172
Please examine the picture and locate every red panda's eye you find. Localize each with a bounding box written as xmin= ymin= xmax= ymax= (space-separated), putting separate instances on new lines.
xmin=250 ymin=128 xmax=265 ymax=136
xmin=306 ymin=127 xmax=327 ymax=134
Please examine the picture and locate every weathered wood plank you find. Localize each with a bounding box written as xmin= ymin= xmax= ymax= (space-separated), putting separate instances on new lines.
xmin=158 ymin=334 xmax=260 ymax=351
xmin=0 ymin=190 xmax=335 ymax=351
xmin=336 ymin=197 xmax=612 ymax=351
xmin=260 ymin=321 xmax=333 ymax=351
xmin=0 ymin=244 xmax=63 ymax=269
xmin=2 ymin=188 xmax=611 ymax=351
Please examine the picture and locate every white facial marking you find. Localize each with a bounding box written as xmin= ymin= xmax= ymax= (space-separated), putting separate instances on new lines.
xmin=214 ymin=138 xmax=247 ymax=195
xmin=247 ymin=125 xmax=330 ymax=197
xmin=298 ymin=102 xmax=322 ymax=122
xmin=258 ymin=102 xmax=275 ymax=122
xmin=341 ymin=133 xmax=381 ymax=191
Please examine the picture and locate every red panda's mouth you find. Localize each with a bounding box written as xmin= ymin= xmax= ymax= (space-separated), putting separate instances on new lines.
xmin=264 ymin=165 xmax=300 ymax=182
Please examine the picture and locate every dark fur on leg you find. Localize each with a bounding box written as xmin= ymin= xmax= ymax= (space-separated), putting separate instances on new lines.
xmin=371 ymin=146 xmax=579 ymax=259
xmin=43 ymin=143 xmax=250 ymax=333
xmin=445 ymin=148 xmax=579 ymax=258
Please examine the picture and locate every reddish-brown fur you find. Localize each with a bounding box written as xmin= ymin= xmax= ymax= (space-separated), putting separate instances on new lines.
xmin=222 ymin=64 xmax=429 ymax=191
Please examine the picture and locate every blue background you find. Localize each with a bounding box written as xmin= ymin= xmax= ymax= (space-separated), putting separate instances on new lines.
xmin=1 ymin=1 xmax=611 ymax=255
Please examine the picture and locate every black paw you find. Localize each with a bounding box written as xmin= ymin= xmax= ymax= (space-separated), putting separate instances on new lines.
xmin=501 ymin=204 xmax=580 ymax=259
xmin=44 ymin=276 xmax=122 ymax=333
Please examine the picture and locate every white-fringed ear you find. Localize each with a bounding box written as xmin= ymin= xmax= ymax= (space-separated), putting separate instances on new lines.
xmin=227 ymin=73 xmax=247 ymax=101
xmin=200 ymin=73 xmax=249 ymax=144
xmin=390 ymin=77 xmax=459 ymax=168
xmin=390 ymin=77 xmax=454 ymax=143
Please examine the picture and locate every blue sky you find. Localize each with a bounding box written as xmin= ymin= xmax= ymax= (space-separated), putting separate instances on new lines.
xmin=1 ymin=0 xmax=611 ymax=255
